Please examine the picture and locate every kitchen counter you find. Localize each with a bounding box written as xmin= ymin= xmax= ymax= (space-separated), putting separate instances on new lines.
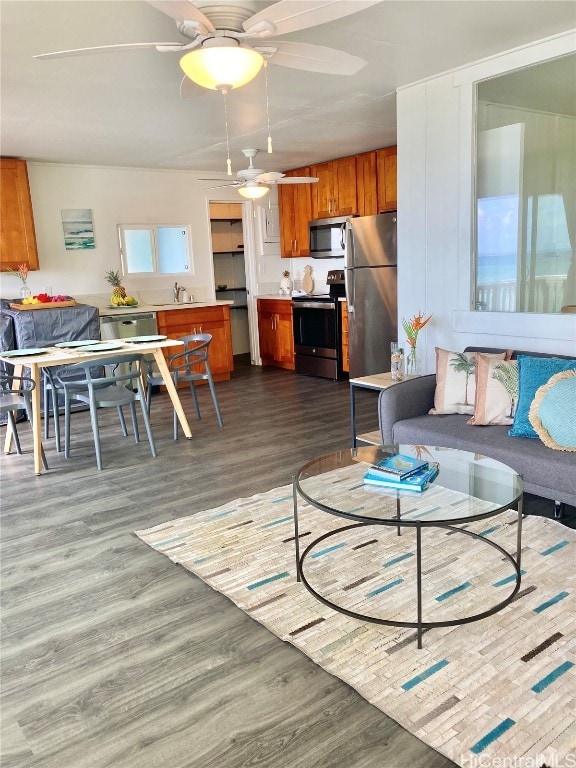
xmin=255 ymin=294 xmax=294 ymax=301
xmin=99 ymin=300 xmax=233 ymax=317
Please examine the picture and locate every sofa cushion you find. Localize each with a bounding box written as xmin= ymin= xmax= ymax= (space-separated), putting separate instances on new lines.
xmin=392 ymin=414 xmax=576 ymax=500
xmin=430 ymin=348 xmax=506 ymax=416
xmin=529 ymin=370 xmax=576 ymax=451
xmin=509 ymin=355 xmax=576 ymax=438
xmin=468 ymin=355 xmax=518 ymax=426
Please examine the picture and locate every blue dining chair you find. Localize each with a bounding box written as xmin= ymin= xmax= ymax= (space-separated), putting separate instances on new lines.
xmin=1 ymin=371 xmax=49 ymax=471
xmin=56 ymin=353 xmax=156 ymax=470
xmin=146 ymin=333 xmax=223 ymax=440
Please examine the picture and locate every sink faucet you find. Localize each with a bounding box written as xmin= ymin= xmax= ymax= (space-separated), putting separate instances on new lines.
xmin=174 ymin=282 xmax=185 ymax=303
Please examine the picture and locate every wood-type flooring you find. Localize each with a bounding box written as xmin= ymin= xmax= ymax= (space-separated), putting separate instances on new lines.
xmin=1 ymin=358 xmax=573 ymax=768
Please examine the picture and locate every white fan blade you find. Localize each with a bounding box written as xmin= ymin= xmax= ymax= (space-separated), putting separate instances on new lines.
xmin=255 ymin=172 xmax=285 ymax=183
xmin=33 ymin=42 xmax=185 ymax=60
xmin=243 ymin=1 xmax=381 ymax=37
xmin=146 ymin=1 xmax=215 ymax=32
xmin=256 ymin=41 xmax=366 ymax=75
xmin=277 ymin=176 xmax=319 ymax=184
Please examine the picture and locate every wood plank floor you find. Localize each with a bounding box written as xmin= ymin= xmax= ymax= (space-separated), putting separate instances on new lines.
xmin=1 ymin=359 xmax=573 ymax=768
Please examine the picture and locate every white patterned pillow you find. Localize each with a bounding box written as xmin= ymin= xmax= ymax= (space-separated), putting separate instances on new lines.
xmin=429 ymin=348 xmax=506 ymax=416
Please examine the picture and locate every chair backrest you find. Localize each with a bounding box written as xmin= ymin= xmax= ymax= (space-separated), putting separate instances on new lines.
xmin=56 ymin=353 xmax=145 ymax=389
xmin=170 ymin=334 xmax=212 ymax=375
xmin=0 ymin=371 xmax=34 ymax=412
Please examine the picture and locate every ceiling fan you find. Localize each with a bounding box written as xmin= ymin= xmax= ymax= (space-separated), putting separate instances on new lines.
xmin=205 ymin=148 xmax=318 ymax=198
xmin=34 ymin=0 xmax=382 ymax=91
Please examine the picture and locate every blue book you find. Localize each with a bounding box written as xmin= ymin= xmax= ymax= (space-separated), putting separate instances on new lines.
xmin=368 ymin=453 xmax=428 ymax=480
xmin=363 ymin=463 xmax=439 ymax=492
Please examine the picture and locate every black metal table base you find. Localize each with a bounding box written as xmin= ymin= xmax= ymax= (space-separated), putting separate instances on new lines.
xmin=293 ymin=483 xmax=523 ymax=649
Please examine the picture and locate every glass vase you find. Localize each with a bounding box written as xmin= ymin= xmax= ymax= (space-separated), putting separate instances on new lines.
xmin=406 ymin=346 xmax=420 ymax=376
xmin=20 ymin=285 xmax=31 ymax=299
xmin=390 ymin=342 xmax=404 ymax=380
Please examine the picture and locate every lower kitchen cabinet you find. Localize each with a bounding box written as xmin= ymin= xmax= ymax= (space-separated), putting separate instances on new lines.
xmin=257 ymin=299 xmax=294 ymax=370
xmin=156 ymin=305 xmax=233 ymax=381
xmin=341 ymin=301 xmax=349 ymax=373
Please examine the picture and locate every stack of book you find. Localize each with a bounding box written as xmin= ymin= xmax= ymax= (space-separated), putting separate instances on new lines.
xmin=363 ymin=453 xmax=439 ymax=492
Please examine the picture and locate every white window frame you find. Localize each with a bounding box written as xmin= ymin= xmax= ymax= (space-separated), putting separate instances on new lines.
xmin=118 ymin=224 xmax=193 ymax=277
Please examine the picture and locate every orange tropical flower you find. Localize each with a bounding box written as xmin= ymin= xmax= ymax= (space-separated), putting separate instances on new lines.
xmin=401 ymin=311 xmax=432 ymax=348
xmin=7 ymin=262 xmax=30 ymax=284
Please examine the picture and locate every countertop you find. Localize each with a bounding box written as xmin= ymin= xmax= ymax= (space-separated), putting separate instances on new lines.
xmin=99 ymin=300 xmax=233 ymax=317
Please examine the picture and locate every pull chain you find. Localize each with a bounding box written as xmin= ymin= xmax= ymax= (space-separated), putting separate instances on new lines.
xmin=221 ymin=87 xmax=232 ymax=175
xmin=264 ymin=61 xmax=272 ymax=154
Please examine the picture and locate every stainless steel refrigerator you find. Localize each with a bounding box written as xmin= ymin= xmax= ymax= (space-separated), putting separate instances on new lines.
xmin=344 ymin=212 xmax=397 ymax=378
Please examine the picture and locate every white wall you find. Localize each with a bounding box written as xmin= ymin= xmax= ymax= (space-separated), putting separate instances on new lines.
xmin=21 ymin=162 xmax=281 ymax=303
xmin=397 ymin=31 xmax=576 ymax=371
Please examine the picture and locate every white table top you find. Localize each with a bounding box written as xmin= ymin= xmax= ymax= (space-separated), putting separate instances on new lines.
xmin=0 ymin=338 xmax=184 ymax=367
xmin=349 ymin=372 xmax=421 ymax=389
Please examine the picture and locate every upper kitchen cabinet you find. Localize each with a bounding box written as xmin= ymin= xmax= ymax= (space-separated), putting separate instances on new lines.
xmin=376 ymin=146 xmax=397 ymax=212
xmin=356 ymin=151 xmax=378 ymax=217
xmin=311 ymin=156 xmax=357 ymax=219
xmin=0 ymin=158 xmax=39 ymax=272
xmin=278 ymin=167 xmax=312 ymax=258
xmin=209 ymin=203 xmax=242 ymax=220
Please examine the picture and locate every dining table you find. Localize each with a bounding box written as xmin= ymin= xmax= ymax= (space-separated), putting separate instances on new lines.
xmin=0 ymin=337 xmax=190 ymax=474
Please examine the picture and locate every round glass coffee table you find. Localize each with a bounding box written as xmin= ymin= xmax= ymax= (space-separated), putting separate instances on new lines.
xmin=293 ymin=445 xmax=523 ymax=648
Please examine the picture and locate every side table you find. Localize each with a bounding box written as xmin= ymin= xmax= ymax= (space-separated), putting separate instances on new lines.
xmin=349 ymin=372 xmax=420 ymax=447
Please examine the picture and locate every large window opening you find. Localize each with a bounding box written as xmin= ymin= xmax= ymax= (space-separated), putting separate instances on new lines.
xmin=118 ymin=225 xmax=192 ymax=276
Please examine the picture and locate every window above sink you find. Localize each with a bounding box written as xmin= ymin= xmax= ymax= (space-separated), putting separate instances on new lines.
xmin=118 ymin=224 xmax=193 ymax=277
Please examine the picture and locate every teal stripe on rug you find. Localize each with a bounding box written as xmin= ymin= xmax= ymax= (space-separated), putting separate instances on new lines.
xmin=401 ymin=659 xmax=449 ymax=691
xmin=531 ymin=661 xmax=574 ymax=693
xmin=533 ymin=591 xmax=569 ymax=613
xmin=470 ymin=718 xmax=516 ymax=754
xmin=207 ymin=509 xmax=235 ymax=520
xmin=479 ymin=525 xmax=500 ymax=537
xmin=540 ymin=540 xmax=569 ymax=556
xmin=247 ymin=571 xmax=289 ymax=590
xmin=383 ymin=553 xmax=414 ymax=568
xmin=493 ymin=571 xmax=525 ymax=587
xmin=311 ymin=542 xmax=347 ymax=559
xmin=367 ymin=578 xmax=403 ymax=597
xmin=262 ymin=516 xmax=292 ymax=528
xmin=436 ymin=582 xmax=472 ymax=602
xmin=272 ymin=495 xmax=292 ymax=503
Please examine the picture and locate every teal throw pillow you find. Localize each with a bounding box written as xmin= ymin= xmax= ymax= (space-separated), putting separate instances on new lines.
xmin=529 ymin=370 xmax=576 ymax=450
xmin=508 ymin=355 xmax=576 ymax=439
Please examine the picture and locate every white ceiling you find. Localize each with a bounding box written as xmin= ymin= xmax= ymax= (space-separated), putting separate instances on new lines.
xmin=1 ymin=1 xmax=575 ymax=176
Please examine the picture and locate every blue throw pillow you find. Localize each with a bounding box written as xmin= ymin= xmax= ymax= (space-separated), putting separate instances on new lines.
xmin=508 ymin=355 xmax=576 ymax=438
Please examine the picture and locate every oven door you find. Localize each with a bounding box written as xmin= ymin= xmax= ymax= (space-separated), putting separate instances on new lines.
xmin=292 ymin=300 xmax=338 ymax=358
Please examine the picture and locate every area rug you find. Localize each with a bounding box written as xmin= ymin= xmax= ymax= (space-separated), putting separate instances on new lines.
xmin=136 ymin=471 xmax=575 ymax=767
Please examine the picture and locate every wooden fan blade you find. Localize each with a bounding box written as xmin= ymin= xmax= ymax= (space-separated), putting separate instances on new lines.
xmin=33 ymin=42 xmax=186 ymax=60
xmin=276 ymin=176 xmax=319 ymax=184
xmin=243 ymin=0 xmax=381 ymax=37
xmin=256 ymin=41 xmax=366 ymax=75
xmin=146 ymin=1 xmax=215 ymax=32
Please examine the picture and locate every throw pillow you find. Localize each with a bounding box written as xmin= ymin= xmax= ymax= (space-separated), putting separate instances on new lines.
xmin=508 ymin=355 xmax=576 ymax=438
xmin=528 ymin=370 xmax=576 ymax=450
xmin=468 ymin=356 xmax=518 ymax=426
xmin=429 ymin=348 xmax=506 ymax=415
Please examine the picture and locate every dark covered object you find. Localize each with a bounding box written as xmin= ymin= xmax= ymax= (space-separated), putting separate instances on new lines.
xmin=0 ymin=302 xmax=99 ymax=348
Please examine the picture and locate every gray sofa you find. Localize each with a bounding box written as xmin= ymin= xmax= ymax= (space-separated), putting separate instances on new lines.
xmin=378 ymin=347 xmax=576 ymax=508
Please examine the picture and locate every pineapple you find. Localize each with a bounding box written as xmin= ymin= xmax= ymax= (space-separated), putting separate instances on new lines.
xmin=105 ymin=269 xmax=127 ymax=304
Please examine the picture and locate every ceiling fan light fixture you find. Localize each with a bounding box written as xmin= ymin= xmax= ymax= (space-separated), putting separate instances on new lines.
xmin=238 ymin=182 xmax=269 ymax=200
xmin=179 ymin=38 xmax=264 ymax=91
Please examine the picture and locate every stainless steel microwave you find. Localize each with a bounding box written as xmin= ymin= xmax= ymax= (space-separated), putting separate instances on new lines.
xmin=309 ymin=215 xmax=354 ymax=258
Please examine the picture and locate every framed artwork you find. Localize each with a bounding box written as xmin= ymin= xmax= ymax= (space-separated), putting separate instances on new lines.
xmin=61 ymin=208 xmax=95 ymax=250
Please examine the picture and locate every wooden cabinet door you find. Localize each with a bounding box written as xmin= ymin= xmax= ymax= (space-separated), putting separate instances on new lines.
xmin=333 ymin=156 xmax=357 ymax=216
xmin=156 ymin=306 xmax=233 ymax=380
xmin=0 ymin=158 xmax=39 ymax=271
xmin=275 ymin=311 xmax=294 ymax=365
xmin=278 ymin=167 xmax=311 ymax=258
xmin=376 ymin=146 xmax=397 ymax=212
xmin=356 ymin=152 xmax=378 ymax=217
xmin=310 ymin=161 xmax=334 ymax=219
xmin=209 ymin=202 xmax=242 ymax=220
xmin=257 ymin=299 xmax=294 ymax=369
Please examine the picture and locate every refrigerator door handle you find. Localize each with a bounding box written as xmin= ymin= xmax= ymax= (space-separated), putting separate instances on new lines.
xmin=344 ymin=221 xmax=355 ymax=314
